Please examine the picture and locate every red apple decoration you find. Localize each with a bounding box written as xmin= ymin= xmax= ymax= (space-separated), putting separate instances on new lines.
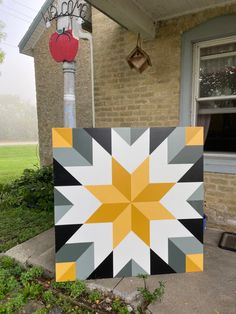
xmin=49 ymin=29 xmax=79 ymax=63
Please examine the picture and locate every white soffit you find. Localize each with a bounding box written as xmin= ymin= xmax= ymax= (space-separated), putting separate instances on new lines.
xmin=87 ymin=0 xmax=236 ymax=39
xmin=20 ymin=0 xmax=236 ymax=55
xmin=134 ymin=0 xmax=236 ymax=21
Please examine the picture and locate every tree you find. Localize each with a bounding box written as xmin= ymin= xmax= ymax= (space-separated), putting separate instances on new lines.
xmin=0 ymin=0 xmax=5 ymax=63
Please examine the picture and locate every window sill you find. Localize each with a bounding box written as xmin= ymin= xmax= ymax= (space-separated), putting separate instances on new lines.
xmin=204 ymin=153 xmax=236 ymax=174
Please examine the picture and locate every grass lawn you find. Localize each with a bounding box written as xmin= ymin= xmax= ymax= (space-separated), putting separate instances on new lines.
xmin=0 ymin=207 xmax=54 ymax=253
xmin=0 ymin=145 xmax=53 ymax=253
xmin=0 ymin=145 xmax=39 ymax=184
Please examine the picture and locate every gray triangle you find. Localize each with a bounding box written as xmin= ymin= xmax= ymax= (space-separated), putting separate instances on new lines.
xmin=188 ymin=200 xmax=203 ymax=216
xmin=76 ymin=243 xmax=95 ymax=280
xmin=54 ymin=148 xmax=91 ymax=167
xmin=73 ymin=129 xmax=93 ymax=164
xmin=187 ymin=184 xmax=204 ymax=216
xmin=55 ymin=205 xmax=73 ymax=224
xmin=56 ymin=242 xmax=93 ymax=263
xmin=130 ymin=128 xmax=148 ymax=145
xmin=188 ymin=184 xmax=204 ymax=201
xmin=116 ymin=260 xmax=132 ymax=277
xmin=113 ymin=128 xmax=131 ymax=145
xmin=54 ymin=189 xmax=73 ymax=206
xmin=131 ymin=260 xmax=148 ymax=276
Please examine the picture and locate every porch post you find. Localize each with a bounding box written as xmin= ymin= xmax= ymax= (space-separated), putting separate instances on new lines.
xmin=63 ymin=61 xmax=76 ymax=128
xmin=57 ymin=0 xmax=77 ymax=128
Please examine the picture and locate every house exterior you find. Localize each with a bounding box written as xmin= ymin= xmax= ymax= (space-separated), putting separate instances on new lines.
xmin=19 ymin=0 xmax=236 ymax=232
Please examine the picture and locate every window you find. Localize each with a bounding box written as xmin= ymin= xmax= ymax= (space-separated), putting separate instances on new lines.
xmin=192 ymin=37 xmax=236 ymax=154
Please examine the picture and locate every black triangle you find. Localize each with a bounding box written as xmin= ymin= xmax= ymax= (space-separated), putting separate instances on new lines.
xmin=150 ymin=127 xmax=175 ymax=154
xmin=151 ymin=249 xmax=176 ymax=274
xmin=84 ymin=128 xmax=111 ymax=154
xmin=53 ymin=159 xmax=81 ymax=186
xmin=178 ymin=219 xmax=203 ymax=243
xmin=55 ymin=224 xmax=82 ymax=252
xmin=179 ymin=156 xmax=203 ymax=182
xmin=88 ymin=252 xmax=113 ymax=279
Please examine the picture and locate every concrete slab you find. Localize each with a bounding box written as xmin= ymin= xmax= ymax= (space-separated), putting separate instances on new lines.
xmin=146 ymin=244 xmax=236 ymax=314
xmin=87 ymin=277 xmax=124 ymax=294
xmin=6 ymin=228 xmax=55 ymax=273
xmin=5 ymin=228 xmax=236 ymax=313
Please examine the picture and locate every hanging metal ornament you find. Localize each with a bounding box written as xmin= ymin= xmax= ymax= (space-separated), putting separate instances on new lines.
xmin=127 ymin=34 xmax=152 ymax=73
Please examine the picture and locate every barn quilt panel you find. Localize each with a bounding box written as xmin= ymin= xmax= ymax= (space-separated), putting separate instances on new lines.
xmin=52 ymin=127 xmax=204 ymax=281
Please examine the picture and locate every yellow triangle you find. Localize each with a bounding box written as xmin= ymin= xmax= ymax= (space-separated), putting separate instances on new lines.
xmin=134 ymin=202 xmax=175 ymax=220
xmin=52 ymin=128 xmax=73 ymax=148
xmin=56 ymin=262 xmax=76 ymax=282
xmin=186 ymin=254 xmax=203 ymax=272
xmin=186 ymin=127 xmax=203 ymax=146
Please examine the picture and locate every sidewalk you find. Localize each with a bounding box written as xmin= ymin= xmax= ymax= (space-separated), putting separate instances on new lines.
xmin=5 ymin=228 xmax=236 ymax=313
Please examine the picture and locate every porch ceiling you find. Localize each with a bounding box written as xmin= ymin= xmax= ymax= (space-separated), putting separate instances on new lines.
xmin=86 ymin=0 xmax=236 ymax=39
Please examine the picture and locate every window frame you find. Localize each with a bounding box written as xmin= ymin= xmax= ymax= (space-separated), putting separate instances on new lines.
xmin=192 ymin=36 xmax=236 ymax=163
xmin=192 ymin=35 xmax=236 ymax=125
xmin=180 ymin=14 xmax=236 ymax=174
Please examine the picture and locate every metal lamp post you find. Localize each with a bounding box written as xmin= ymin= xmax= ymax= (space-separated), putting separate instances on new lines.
xmin=57 ymin=3 xmax=76 ymax=128
xmin=45 ymin=0 xmax=93 ymax=128
xmin=63 ymin=61 xmax=76 ymax=127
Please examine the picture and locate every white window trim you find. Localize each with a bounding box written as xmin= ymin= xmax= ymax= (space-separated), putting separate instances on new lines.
xmin=192 ymin=35 xmax=236 ymax=167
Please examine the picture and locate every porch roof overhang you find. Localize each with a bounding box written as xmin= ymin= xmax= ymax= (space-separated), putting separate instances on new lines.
xmin=86 ymin=0 xmax=236 ymax=39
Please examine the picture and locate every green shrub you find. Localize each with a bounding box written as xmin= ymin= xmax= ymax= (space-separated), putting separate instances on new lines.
xmin=0 ymin=166 xmax=53 ymax=211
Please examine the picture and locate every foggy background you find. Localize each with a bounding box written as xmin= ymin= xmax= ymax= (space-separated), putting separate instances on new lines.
xmin=0 ymin=0 xmax=45 ymax=142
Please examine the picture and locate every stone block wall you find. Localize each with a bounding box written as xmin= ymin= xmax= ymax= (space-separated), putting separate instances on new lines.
xmin=34 ymin=23 xmax=93 ymax=165
xmin=92 ymin=5 xmax=236 ymax=231
xmin=32 ymin=4 xmax=236 ymax=231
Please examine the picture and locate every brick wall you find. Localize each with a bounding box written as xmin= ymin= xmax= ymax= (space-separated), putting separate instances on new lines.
xmin=92 ymin=5 xmax=236 ymax=231
xmin=34 ymin=23 xmax=93 ymax=165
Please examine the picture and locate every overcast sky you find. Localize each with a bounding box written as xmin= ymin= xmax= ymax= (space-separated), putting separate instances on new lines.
xmin=0 ymin=0 xmax=45 ymax=105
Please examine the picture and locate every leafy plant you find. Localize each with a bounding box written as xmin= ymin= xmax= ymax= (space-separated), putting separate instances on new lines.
xmin=52 ymin=280 xmax=87 ymax=299
xmin=88 ymin=290 xmax=102 ymax=303
xmin=112 ymin=298 xmax=129 ymax=314
xmin=20 ymin=266 xmax=44 ymax=285
xmin=67 ymin=280 xmax=87 ymax=299
xmin=0 ymin=165 xmax=53 ymax=211
xmin=137 ymin=274 xmax=165 ymax=313
xmin=0 ymin=294 xmax=25 ymax=314
xmin=42 ymin=290 xmax=55 ymax=304
xmin=34 ymin=308 xmax=48 ymax=314
xmin=0 ymin=256 xmax=23 ymax=277
xmin=0 ymin=268 xmax=19 ymax=299
xmin=22 ymin=282 xmax=43 ymax=300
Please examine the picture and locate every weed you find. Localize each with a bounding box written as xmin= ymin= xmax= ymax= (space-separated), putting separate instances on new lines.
xmin=0 ymin=268 xmax=19 ymax=299
xmin=34 ymin=308 xmax=48 ymax=314
xmin=51 ymin=280 xmax=70 ymax=290
xmin=137 ymin=274 xmax=165 ymax=313
xmin=23 ymin=282 xmax=43 ymax=300
xmin=0 ymin=256 xmax=23 ymax=277
xmin=0 ymin=256 xmax=16 ymax=269
xmin=0 ymin=294 xmax=25 ymax=314
xmin=112 ymin=298 xmax=129 ymax=314
xmin=42 ymin=290 xmax=55 ymax=304
xmin=67 ymin=281 xmax=87 ymax=299
xmin=88 ymin=290 xmax=102 ymax=303
xmin=20 ymin=266 xmax=43 ymax=285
